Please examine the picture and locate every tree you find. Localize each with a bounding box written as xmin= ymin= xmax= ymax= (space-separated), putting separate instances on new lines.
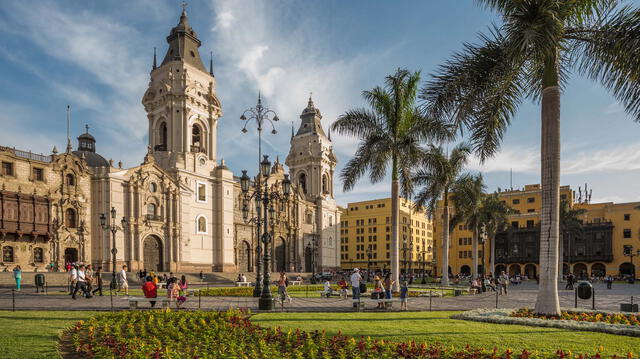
xmin=451 ymin=174 xmax=486 ymax=278
xmin=331 ymin=68 xmax=450 ymax=291
xmin=421 ymin=1 xmax=640 ymax=314
xmin=559 ymin=200 xmax=587 ymax=278
xmin=412 ymin=143 xmax=471 ymax=286
xmin=480 ymin=192 xmax=513 ymax=277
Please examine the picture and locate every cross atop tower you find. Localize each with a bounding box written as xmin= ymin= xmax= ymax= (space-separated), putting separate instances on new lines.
xmin=181 ymin=1 xmax=188 ymax=13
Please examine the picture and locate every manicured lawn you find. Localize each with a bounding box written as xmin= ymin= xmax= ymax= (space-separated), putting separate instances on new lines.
xmin=0 ymin=311 xmax=94 ymax=359
xmin=251 ymin=311 xmax=640 ymax=357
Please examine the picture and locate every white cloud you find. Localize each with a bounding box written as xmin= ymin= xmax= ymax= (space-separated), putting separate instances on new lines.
xmin=468 ymin=146 xmax=539 ymax=174
xmin=212 ymin=10 xmax=235 ymax=31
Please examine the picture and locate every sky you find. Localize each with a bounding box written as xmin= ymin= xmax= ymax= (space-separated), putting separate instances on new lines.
xmin=1 ymin=0 xmax=640 ymax=207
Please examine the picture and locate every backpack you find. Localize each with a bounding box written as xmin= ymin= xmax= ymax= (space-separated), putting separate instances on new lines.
xmin=359 ymin=282 xmax=367 ymax=293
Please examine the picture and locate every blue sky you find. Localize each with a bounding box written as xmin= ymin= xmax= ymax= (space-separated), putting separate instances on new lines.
xmin=1 ymin=0 xmax=640 ymax=206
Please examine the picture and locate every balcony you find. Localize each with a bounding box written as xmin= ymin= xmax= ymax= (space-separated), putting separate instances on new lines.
xmin=190 ymin=145 xmax=206 ymax=154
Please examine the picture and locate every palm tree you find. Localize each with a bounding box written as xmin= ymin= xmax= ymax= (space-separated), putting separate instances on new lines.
xmin=413 ymin=143 xmax=471 ymax=286
xmin=421 ymin=1 xmax=640 ymax=314
xmin=559 ymin=200 xmax=587 ymax=278
xmin=479 ymin=192 xmax=513 ymax=277
xmin=451 ymin=174 xmax=486 ymax=279
xmin=331 ymin=68 xmax=450 ymax=291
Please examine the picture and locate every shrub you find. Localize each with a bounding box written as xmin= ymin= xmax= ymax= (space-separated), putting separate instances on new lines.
xmin=511 ymin=308 xmax=640 ymax=326
xmin=68 ymin=310 xmax=621 ymax=358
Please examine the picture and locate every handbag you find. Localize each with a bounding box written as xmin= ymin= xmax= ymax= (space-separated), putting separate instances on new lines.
xmin=359 ymin=282 xmax=367 ymax=293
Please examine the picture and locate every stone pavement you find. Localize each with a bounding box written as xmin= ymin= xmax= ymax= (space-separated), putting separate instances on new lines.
xmin=1 ymin=281 xmax=638 ymax=313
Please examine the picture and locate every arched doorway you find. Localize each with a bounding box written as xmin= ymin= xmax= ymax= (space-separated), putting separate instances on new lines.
xmin=237 ymin=240 xmax=252 ymax=273
xmin=274 ymin=237 xmax=286 ymax=273
xmin=495 ymin=264 xmax=506 ymax=275
xmin=460 ymin=265 xmax=471 ymax=276
xmin=304 ymin=247 xmax=313 ymax=272
xmin=562 ymin=263 xmax=570 ymax=275
xmin=524 ymin=264 xmax=537 ymax=278
xmin=573 ymin=263 xmax=588 ymax=279
xmin=619 ymin=262 xmax=634 ymax=276
xmin=143 ymin=236 xmax=163 ymax=272
xmin=509 ymin=264 xmax=521 ymax=276
xmin=591 ymin=263 xmax=606 ymax=277
xmin=64 ymin=248 xmax=78 ymax=264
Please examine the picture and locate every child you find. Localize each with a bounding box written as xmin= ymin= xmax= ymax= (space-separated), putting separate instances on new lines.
xmin=400 ymin=281 xmax=409 ymax=310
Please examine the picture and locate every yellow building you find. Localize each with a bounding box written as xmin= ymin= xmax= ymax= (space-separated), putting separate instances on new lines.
xmin=437 ymin=183 xmax=640 ymax=278
xmin=339 ymin=198 xmax=434 ymax=274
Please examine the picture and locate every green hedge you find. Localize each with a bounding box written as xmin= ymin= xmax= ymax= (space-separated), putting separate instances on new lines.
xmin=67 ymin=310 xmax=617 ymax=358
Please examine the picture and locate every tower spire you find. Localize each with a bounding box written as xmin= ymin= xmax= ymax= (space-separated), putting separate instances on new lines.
xmin=209 ymin=51 xmax=214 ymax=76
xmin=66 ymin=105 xmax=72 ymax=153
xmin=153 ymin=47 xmax=157 ymax=70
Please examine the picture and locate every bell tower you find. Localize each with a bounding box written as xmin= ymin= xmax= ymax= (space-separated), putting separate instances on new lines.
xmin=142 ymin=8 xmax=222 ymax=174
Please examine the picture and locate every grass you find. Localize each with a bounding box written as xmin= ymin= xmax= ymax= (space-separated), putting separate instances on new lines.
xmin=251 ymin=311 xmax=639 ymax=357
xmin=0 ymin=311 xmax=93 ymax=359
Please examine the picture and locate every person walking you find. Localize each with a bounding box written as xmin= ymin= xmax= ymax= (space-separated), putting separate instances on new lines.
xmin=72 ymin=265 xmax=91 ymax=299
xmin=142 ymin=276 xmax=158 ymax=308
xmin=199 ymin=270 xmax=205 ymax=282
xmin=338 ymin=277 xmax=348 ymax=299
xmin=12 ymin=265 xmax=22 ymax=291
xmin=117 ymin=265 xmax=129 ymax=296
xmin=383 ymin=272 xmax=394 ymax=301
xmin=278 ymin=272 xmax=292 ymax=302
xmin=374 ymin=275 xmax=385 ymax=309
xmin=350 ymin=268 xmax=363 ymax=308
xmin=400 ymin=281 xmax=409 ymax=310
xmin=565 ymin=273 xmax=575 ymax=290
xmin=68 ymin=265 xmax=78 ymax=295
xmin=606 ymin=275 xmax=613 ymax=289
xmin=92 ymin=267 xmax=104 ymax=296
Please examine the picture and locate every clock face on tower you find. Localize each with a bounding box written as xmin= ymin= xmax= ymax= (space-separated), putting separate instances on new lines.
xmin=199 ymin=157 xmax=206 ymax=166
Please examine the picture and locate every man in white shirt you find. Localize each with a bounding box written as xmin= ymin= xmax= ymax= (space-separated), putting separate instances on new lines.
xmin=68 ymin=265 xmax=78 ymax=295
xmin=350 ymin=268 xmax=363 ymax=307
xmin=117 ymin=265 xmax=129 ymax=296
xmin=72 ymin=265 xmax=91 ymax=299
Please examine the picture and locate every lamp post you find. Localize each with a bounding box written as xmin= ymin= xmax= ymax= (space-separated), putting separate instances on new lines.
xmin=401 ymin=241 xmax=409 ymax=280
xmin=623 ymin=245 xmax=640 ymax=283
xmin=366 ymin=244 xmax=373 ymax=282
xmin=241 ymin=156 xmax=290 ymax=310
xmin=306 ymin=236 xmax=318 ymax=283
xmin=420 ymin=250 xmax=428 ymax=284
xmin=99 ymin=207 xmax=127 ymax=290
xmin=240 ymin=94 xmax=279 ymax=297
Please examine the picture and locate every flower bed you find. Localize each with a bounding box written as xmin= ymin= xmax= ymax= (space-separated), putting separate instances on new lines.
xmin=454 ymin=308 xmax=640 ymax=338
xmin=66 ymin=310 xmax=619 ymax=358
xmin=511 ymin=308 xmax=640 ymax=326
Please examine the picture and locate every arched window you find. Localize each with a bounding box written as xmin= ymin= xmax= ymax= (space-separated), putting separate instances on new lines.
xmin=197 ymin=216 xmax=207 ymax=233
xmin=66 ymin=173 xmax=75 ymax=186
xmin=299 ymin=173 xmax=307 ymax=194
xmin=33 ymin=248 xmax=44 ymax=263
xmin=160 ymin=122 xmax=167 ymax=145
xmin=147 ymin=203 xmax=157 ymax=217
xmin=65 ymin=208 xmax=77 ymax=228
xmin=322 ymin=173 xmax=328 ymax=194
xmin=192 ymin=125 xmax=201 ymax=147
xmin=2 ymin=246 xmax=14 ymax=262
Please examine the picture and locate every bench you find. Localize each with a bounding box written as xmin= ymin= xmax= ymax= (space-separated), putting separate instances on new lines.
xmin=235 ymin=281 xmax=251 ymax=287
xmin=352 ymin=298 xmax=365 ymax=311
xmin=126 ymin=297 xmax=169 ymax=309
xmin=290 ymin=280 xmax=302 ymax=286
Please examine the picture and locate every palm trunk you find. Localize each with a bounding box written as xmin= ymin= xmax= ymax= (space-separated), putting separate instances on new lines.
xmin=534 ymin=55 xmax=561 ymax=315
xmin=489 ymin=234 xmax=495 ymax=277
xmin=391 ymin=158 xmax=400 ymax=292
xmin=472 ymin=226 xmax=478 ymax=279
xmin=558 ymin=232 xmax=563 ymax=281
xmin=441 ymin=192 xmax=450 ymax=286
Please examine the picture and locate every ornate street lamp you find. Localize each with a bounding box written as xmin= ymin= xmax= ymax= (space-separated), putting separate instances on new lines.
xmin=100 ymin=207 xmax=127 ymax=289
xmin=240 ymin=94 xmax=279 ymax=297
xmin=306 ymin=236 xmax=318 ymax=283
xmin=366 ymin=244 xmax=373 ymax=282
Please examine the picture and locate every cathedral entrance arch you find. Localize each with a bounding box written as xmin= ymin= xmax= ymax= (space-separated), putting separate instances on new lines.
xmin=143 ymin=236 xmax=163 ymax=272
xmin=275 ymin=237 xmax=286 ymax=272
xmin=64 ymin=248 xmax=78 ymax=264
xmin=237 ymin=240 xmax=252 ymax=272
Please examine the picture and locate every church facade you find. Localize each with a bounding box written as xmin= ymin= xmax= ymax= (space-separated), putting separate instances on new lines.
xmin=0 ymin=9 xmax=340 ymax=273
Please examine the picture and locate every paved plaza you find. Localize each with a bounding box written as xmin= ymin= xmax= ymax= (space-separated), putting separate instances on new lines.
xmin=1 ymin=281 xmax=638 ymax=313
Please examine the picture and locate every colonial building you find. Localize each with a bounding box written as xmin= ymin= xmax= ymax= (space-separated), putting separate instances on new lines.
xmin=0 ymin=9 xmax=340 ymax=273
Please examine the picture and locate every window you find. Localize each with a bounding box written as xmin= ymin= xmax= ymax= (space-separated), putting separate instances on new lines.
xmin=33 ymin=248 xmax=44 ymax=263
xmin=526 ymin=220 xmax=534 ymax=228
xmin=2 ymin=246 xmax=14 ymax=262
xmin=322 ymin=174 xmax=329 ymax=194
xmin=560 ymin=194 xmax=567 ymax=200
xmin=197 ymin=216 xmax=207 ymax=233
xmin=1 ymin=162 xmax=13 ymax=176
xmin=149 ymin=182 xmax=157 ymax=193
xmin=512 ymin=199 xmax=520 ymax=205
xmin=32 ymin=167 xmax=44 ymax=182
xmin=66 ymin=173 xmax=75 ymax=186
xmin=147 ymin=203 xmax=157 ymax=217
xmin=624 ymin=214 xmax=630 ymax=221
xmin=192 ymin=125 xmax=202 ymax=147
xmin=527 ymin=209 xmax=535 ymax=213
xmin=527 ymin=197 xmax=535 ymax=203
xmin=197 ymin=183 xmax=206 ymax=202
xmin=623 ymin=229 xmax=632 ymax=238
xmin=299 ymin=173 xmax=307 ymax=194
xmin=65 ymin=208 xmax=77 ymax=228
xmin=511 ymin=221 xmax=518 ymax=229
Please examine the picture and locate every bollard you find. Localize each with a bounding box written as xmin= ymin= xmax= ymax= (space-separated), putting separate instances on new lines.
xmin=198 ymin=290 xmax=201 ymax=309
xmin=110 ymin=289 xmax=114 ymax=312
xmin=495 ymin=289 xmax=499 ymax=309
xmin=575 ymin=289 xmax=578 ymax=308
xmin=592 ymin=288 xmax=595 ymax=310
xmin=429 ymin=290 xmax=432 ymax=311
xmin=306 ymin=284 xmax=309 ymax=298
xmin=12 ymin=289 xmax=15 ymax=312
xmin=45 ymin=281 xmax=48 ymax=295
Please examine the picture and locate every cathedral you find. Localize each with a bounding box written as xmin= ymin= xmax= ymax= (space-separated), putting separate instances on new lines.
xmin=0 ymin=9 xmax=340 ymax=273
